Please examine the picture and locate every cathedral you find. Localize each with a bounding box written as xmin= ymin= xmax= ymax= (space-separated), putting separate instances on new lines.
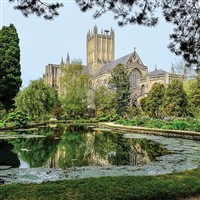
xmin=43 ymin=25 xmax=181 ymax=103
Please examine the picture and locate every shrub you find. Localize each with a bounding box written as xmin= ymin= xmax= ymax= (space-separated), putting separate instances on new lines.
xmin=4 ymin=111 xmax=30 ymax=128
xmin=171 ymin=120 xmax=189 ymax=130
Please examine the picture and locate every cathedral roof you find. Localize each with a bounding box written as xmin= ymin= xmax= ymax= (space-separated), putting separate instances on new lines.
xmin=148 ymin=69 xmax=168 ymax=76
xmin=82 ymin=65 xmax=93 ymax=75
xmin=98 ymin=53 xmax=133 ymax=75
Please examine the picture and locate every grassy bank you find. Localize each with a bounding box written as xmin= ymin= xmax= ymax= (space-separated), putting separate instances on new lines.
xmin=1 ymin=169 xmax=200 ymax=200
xmin=116 ymin=117 xmax=200 ymax=132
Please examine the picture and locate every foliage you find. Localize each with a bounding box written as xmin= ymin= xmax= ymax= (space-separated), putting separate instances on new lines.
xmin=126 ymin=105 xmax=141 ymax=118
xmin=9 ymin=0 xmax=63 ymax=20
xmin=163 ymin=79 xmax=188 ymax=117
xmin=184 ymin=74 xmax=200 ymax=117
xmin=116 ymin=116 xmax=200 ymax=132
xmin=110 ymin=64 xmax=130 ymax=116
xmin=60 ymin=60 xmax=89 ymax=118
xmin=142 ymin=83 xmax=165 ymax=118
xmin=2 ymin=168 xmax=200 ymax=199
xmin=97 ymin=112 xmax=120 ymax=122
xmin=52 ymin=102 xmax=64 ymax=120
xmin=2 ymin=111 xmax=30 ymax=128
xmin=0 ymin=24 xmax=22 ymax=111
xmin=94 ymin=86 xmax=116 ymax=114
xmin=15 ymin=79 xmax=58 ymax=121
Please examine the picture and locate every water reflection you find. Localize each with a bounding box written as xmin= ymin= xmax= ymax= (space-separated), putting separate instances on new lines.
xmin=0 ymin=125 xmax=168 ymax=169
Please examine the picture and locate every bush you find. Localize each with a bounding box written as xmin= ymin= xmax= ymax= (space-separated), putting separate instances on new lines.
xmin=172 ymin=120 xmax=189 ymax=130
xmin=146 ymin=118 xmax=165 ymax=129
xmin=4 ymin=111 xmax=30 ymax=128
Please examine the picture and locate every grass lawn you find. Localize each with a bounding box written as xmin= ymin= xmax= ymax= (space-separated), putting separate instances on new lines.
xmin=1 ymin=168 xmax=200 ymax=200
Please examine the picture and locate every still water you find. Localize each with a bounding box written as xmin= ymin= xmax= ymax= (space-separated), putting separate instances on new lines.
xmin=0 ymin=125 xmax=168 ymax=169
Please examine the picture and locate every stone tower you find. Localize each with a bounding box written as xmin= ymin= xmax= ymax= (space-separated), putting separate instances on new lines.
xmin=86 ymin=25 xmax=115 ymax=75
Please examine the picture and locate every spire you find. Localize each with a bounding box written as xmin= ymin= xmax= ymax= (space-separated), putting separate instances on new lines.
xmin=111 ymin=27 xmax=114 ymax=37
xmin=66 ymin=52 xmax=70 ymax=65
xmin=171 ymin=63 xmax=175 ymax=74
xmin=94 ymin=25 xmax=98 ymax=35
xmin=61 ymin=57 xmax=64 ymax=65
xmin=134 ymin=47 xmax=136 ymax=52
xmin=155 ymin=64 xmax=157 ymax=70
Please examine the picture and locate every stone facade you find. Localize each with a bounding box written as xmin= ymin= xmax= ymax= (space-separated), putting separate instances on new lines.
xmin=43 ymin=26 xmax=183 ymax=104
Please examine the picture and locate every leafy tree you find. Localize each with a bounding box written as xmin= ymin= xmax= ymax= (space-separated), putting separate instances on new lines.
xmin=0 ymin=24 xmax=22 ymax=111
xmin=9 ymin=0 xmax=63 ymax=20
xmin=9 ymin=0 xmax=200 ymax=68
xmin=144 ymin=83 xmax=165 ymax=118
xmin=94 ymin=86 xmax=116 ymax=115
xmin=15 ymin=79 xmax=58 ymax=121
xmin=60 ymin=60 xmax=89 ymax=118
xmin=110 ymin=64 xmax=130 ymax=116
xmin=184 ymin=73 xmax=200 ymax=116
xmin=190 ymin=73 xmax=200 ymax=109
xmin=163 ymin=79 xmax=188 ymax=117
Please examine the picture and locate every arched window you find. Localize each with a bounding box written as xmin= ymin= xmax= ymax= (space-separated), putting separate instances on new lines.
xmin=130 ymin=69 xmax=141 ymax=88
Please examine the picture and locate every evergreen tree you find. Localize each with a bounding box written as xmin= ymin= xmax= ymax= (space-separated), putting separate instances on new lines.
xmin=190 ymin=73 xmax=200 ymax=109
xmin=0 ymin=24 xmax=22 ymax=111
xmin=164 ymin=79 xmax=188 ymax=117
xmin=144 ymin=83 xmax=165 ymax=118
xmin=184 ymin=73 xmax=200 ymax=116
xmin=60 ymin=61 xmax=89 ymax=118
xmin=110 ymin=64 xmax=130 ymax=116
xmin=15 ymin=79 xmax=58 ymax=120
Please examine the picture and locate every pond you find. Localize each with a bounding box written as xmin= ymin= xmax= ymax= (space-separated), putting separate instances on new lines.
xmin=0 ymin=125 xmax=200 ymax=183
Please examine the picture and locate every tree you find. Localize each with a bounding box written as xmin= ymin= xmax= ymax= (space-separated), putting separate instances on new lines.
xmin=163 ymin=79 xmax=188 ymax=117
xmin=9 ymin=0 xmax=200 ymax=69
xmin=110 ymin=64 xmax=130 ymax=116
xmin=143 ymin=83 xmax=165 ymax=118
xmin=15 ymin=79 xmax=58 ymax=120
xmin=0 ymin=24 xmax=22 ymax=111
xmin=94 ymin=86 xmax=116 ymax=114
xmin=60 ymin=61 xmax=89 ymax=118
xmin=184 ymin=73 xmax=200 ymax=116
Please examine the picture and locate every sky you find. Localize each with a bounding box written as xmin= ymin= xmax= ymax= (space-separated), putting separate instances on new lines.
xmin=1 ymin=0 xmax=181 ymax=88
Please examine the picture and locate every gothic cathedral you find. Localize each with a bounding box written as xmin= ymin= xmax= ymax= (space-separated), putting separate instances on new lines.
xmin=43 ymin=25 xmax=182 ymax=103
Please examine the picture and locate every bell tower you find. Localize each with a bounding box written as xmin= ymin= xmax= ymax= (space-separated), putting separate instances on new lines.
xmin=86 ymin=25 xmax=115 ymax=75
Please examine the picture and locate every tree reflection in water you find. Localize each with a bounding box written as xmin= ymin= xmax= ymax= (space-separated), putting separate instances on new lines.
xmin=3 ymin=125 xmax=168 ymax=168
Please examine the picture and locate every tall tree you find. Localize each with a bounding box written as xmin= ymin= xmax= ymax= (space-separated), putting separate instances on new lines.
xmin=184 ymin=73 xmax=200 ymax=116
xmin=163 ymin=79 xmax=188 ymax=117
xmin=15 ymin=79 xmax=58 ymax=120
xmin=94 ymin=86 xmax=116 ymax=114
xmin=0 ymin=24 xmax=22 ymax=111
xmin=144 ymin=83 xmax=165 ymax=118
xmin=9 ymin=0 xmax=200 ymax=69
xmin=60 ymin=61 xmax=89 ymax=118
xmin=110 ymin=64 xmax=130 ymax=116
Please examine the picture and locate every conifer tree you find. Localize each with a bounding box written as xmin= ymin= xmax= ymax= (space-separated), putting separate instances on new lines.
xmin=144 ymin=83 xmax=165 ymax=118
xmin=110 ymin=64 xmax=130 ymax=116
xmin=0 ymin=24 xmax=22 ymax=111
xmin=164 ymin=79 xmax=188 ymax=117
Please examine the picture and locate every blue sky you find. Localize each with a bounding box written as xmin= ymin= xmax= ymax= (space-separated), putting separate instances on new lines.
xmin=1 ymin=1 xmax=181 ymax=87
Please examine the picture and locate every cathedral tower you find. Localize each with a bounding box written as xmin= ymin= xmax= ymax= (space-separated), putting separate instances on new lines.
xmin=86 ymin=25 xmax=115 ymax=75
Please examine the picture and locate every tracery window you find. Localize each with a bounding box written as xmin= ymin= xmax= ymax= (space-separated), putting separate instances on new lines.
xmin=130 ymin=69 xmax=141 ymax=88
